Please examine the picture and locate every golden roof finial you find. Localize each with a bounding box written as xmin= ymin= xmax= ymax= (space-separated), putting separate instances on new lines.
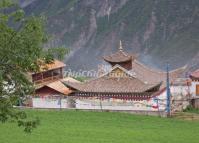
xmin=119 ymin=40 xmax=123 ymax=51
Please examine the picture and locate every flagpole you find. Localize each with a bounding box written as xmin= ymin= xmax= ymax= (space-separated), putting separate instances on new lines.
xmin=166 ymin=63 xmax=171 ymax=117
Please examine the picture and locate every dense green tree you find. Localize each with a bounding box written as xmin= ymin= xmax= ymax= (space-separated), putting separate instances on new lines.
xmin=0 ymin=0 xmax=68 ymax=132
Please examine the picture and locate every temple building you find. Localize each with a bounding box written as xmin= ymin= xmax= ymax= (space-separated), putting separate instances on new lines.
xmin=66 ymin=65 xmax=162 ymax=100
xmin=190 ymin=69 xmax=199 ymax=97
xmin=189 ymin=69 xmax=199 ymax=109
xmin=28 ymin=59 xmax=66 ymax=87
xmin=63 ymin=42 xmax=186 ymax=114
xmin=103 ymin=41 xmax=186 ymax=86
xmin=27 ymin=59 xmax=79 ymax=108
xmin=103 ymin=41 xmax=134 ymax=70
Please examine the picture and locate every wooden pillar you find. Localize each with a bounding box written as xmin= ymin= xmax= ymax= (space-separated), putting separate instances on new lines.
xmin=41 ymin=72 xmax=44 ymax=83
xmin=51 ymin=70 xmax=53 ymax=80
xmin=60 ymin=68 xmax=63 ymax=78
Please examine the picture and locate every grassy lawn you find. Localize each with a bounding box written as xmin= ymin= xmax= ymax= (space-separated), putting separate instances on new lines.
xmin=0 ymin=110 xmax=199 ymax=143
xmin=184 ymin=108 xmax=199 ymax=114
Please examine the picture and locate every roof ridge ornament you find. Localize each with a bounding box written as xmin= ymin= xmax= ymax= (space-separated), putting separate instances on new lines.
xmin=119 ymin=40 xmax=123 ymax=51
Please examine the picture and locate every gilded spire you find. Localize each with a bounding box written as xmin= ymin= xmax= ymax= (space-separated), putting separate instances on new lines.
xmin=119 ymin=40 xmax=123 ymax=51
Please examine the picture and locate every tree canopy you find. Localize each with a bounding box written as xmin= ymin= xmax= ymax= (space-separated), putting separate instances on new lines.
xmin=0 ymin=0 xmax=68 ymax=132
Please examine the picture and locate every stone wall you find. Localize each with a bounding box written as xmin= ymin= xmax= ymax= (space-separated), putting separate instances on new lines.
xmin=191 ymin=98 xmax=199 ymax=109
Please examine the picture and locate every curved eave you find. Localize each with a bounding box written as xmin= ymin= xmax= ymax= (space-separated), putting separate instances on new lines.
xmin=134 ymin=60 xmax=187 ymax=74
xmin=62 ymin=81 xmax=82 ymax=91
xmin=70 ymin=91 xmax=155 ymax=95
xmin=103 ymin=56 xmax=132 ymax=63
xmin=190 ymin=75 xmax=199 ymax=81
xmin=144 ymin=82 xmax=162 ymax=92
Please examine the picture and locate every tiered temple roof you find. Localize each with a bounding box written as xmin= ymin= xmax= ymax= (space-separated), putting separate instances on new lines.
xmin=64 ymin=41 xmax=186 ymax=100
xmin=64 ymin=65 xmax=161 ymax=94
xmin=103 ymin=41 xmax=135 ymax=63
xmin=104 ymin=41 xmax=186 ymax=86
xmin=131 ymin=60 xmax=186 ymax=86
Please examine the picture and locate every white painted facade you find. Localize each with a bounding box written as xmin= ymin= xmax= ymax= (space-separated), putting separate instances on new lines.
xmin=157 ymin=84 xmax=190 ymax=111
xmin=32 ymin=98 xmax=69 ymax=109
xmin=75 ymin=93 xmax=167 ymax=111
xmin=171 ymin=85 xmax=190 ymax=97
xmin=190 ymin=81 xmax=199 ymax=97
xmin=32 ymin=82 xmax=191 ymax=111
xmin=74 ymin=84 xmax=190 ymax=112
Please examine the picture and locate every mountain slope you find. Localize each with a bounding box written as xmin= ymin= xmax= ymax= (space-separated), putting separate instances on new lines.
xmin=21 ymin=0 xmax=199 ymax=71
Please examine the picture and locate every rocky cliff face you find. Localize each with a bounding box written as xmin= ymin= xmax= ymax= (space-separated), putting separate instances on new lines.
xmin=22 ymin=0 xmax=199 ymax=71
xmin=19 ymin=0 xmax=36 ymax=8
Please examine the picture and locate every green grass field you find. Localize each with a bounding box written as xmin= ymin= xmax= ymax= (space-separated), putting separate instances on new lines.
xmin=184 ymin=108 xmax=199 ymax=114
xmin=0 ymin=110 xmax=199 ymax=143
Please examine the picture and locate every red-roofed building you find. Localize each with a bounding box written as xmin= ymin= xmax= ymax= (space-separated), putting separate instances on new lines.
xmin=190 ymin=69 xmax=199 ymax=97
xmin=28 ymin=59 xmax=80 ymax=109
xmin=28 ymin=59 xmax=66 ymax=86
xmin=32 ymin=77 xmax=80 ymax=109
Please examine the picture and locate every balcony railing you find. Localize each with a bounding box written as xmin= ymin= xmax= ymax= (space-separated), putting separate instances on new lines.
xmin=33 ymin=75 xmax=62 ymax=85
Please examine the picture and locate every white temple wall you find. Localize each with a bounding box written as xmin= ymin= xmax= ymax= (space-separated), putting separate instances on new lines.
xmin=31 ymin=85 xmax=191 ymax=111
xmin=169 ymin=85 xmax=190 ymax=111
xmin=190 ymin=81 xmax=199 ymax=97
xmin=171 ymin=85 xmax=190 ymax=96
xmin=32 ymin=98 xmax=69 ymax=109
xmin=75 ymin=93 xmax=167 ymax=111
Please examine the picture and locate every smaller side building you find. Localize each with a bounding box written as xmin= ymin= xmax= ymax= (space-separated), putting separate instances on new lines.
xmin=190 ymin=69 xmax=199 ymax=97
xmin=190 ymin=69 xmax=199 ymax=108
xmin=28 ymin=59 xmax=79 ymax=109
xmin=28 ymin=59 xmax=65 ymax=86
xmin=33 ymin=78 xmax=79 ymax=109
